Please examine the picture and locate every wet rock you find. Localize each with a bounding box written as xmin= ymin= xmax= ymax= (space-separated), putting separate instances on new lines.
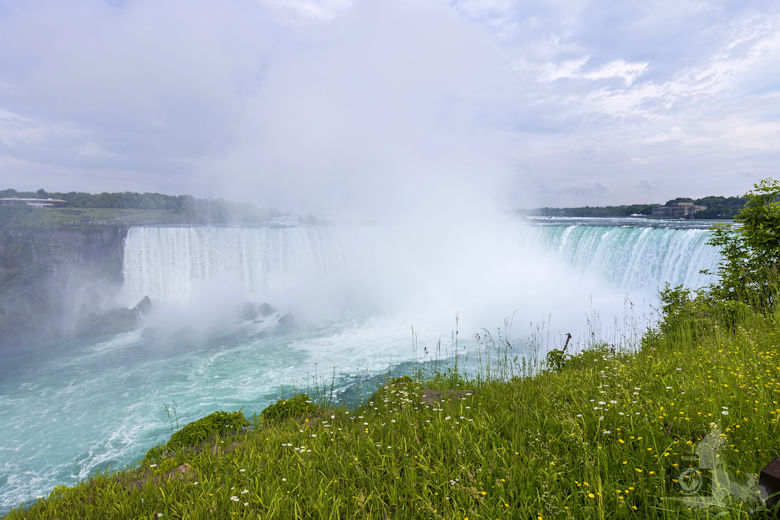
xmin=133 ymin=296 xmax=152 ymax=316
xmin=240 ymin=302 xmax=276 ymax=321
xmin=258 ymin=302 xmax=275 ymax=317
xmin=78 ymin=307 xmax=138 ymax=337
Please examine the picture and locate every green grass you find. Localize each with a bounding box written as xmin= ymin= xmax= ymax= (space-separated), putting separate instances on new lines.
xmin=24 ymin=207 xmax=199 ymax=227
xmin=7 ymin=309 xmax=780 ymax=519
xmin=3 ymin=206 xmax=275 ymax=229
xmin=2 ymin=206 xmax=259 ymax=229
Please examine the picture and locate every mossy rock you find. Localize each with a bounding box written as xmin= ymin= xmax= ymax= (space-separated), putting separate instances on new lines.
xmin=166 ymin=410 xmax=250 ymax=449
xmin=260 ymin=394 xmax=318 ymax=422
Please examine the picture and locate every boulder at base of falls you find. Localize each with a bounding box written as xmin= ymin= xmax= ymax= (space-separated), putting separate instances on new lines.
xmin=76 ymin=297 xmax=152 ymax=337
xmin=278 ymin=313 xmax=295 ymax=327
xmin=240 ymin=302 xmax=277 ymax=322
xmin=133 ymin=296 xmax=152 ymax=316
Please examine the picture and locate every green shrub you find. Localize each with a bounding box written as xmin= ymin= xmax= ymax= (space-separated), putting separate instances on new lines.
xmin=166 ymin=410 xmax=249 ymax=449
xmin=654 ymin=283 xmax=753 ymax=344
xmin=260 ymin=394 xmax=318 ymax=422
xmin=564 ymin=343 xmax=617 ymax=370
xmin=707 ymin=178 xmax=780 ymax=310
xmin=545 ymin=348 xmax=569 ymax=371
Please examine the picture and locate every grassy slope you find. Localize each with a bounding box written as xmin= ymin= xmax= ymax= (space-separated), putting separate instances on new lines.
xmin=2 ymin=206 xmax=274 ymax=230
xmin=7 ymin=207 xmax=202 ymax=227
xmin=7 ymin=310 xmax=779 ymax=519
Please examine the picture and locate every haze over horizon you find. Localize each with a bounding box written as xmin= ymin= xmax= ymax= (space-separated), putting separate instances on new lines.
xmin=1 ymin=0 xmax=779 ymax=216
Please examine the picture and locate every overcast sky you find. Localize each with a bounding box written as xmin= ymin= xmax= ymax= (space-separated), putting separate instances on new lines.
xmin=1 ymin=0 xmax=779 ymax=214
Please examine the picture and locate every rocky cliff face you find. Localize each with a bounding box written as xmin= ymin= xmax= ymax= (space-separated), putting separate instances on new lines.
xmin=0 ymin=225 xmax=128 ymax=346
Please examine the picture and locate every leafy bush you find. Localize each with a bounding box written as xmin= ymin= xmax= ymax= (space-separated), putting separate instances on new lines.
xmin=545 ymin=348 xmax=570 ymax=371
xmin=260 ymin=394 xmax=318 ymax=422
xmin=564 ymin=344 xmax=618 ymax=371
xmin=655 ymin=284 xmax=752 ymax=339
xmin=141 ymin=410 xmax=250 ymax=463
xmin=707 ymin=178 xmax=780 ymax=309
xmin=166 ymin=410 xmax=249 ymax=449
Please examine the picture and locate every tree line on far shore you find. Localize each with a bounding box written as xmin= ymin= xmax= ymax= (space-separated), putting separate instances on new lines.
xmin=2 ymin=187 xmax=748 ymax=220
xmin=524 ymin=195 xmax=747 ymax=219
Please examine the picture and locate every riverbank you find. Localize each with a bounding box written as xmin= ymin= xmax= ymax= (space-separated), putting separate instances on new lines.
xmin=7 ymin=302 xmax=779 ymax=519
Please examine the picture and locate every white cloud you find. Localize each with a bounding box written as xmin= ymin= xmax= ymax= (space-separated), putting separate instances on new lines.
xmin=0 ymin=108 xmax=78 ymax=147
xmin=260 ymin=0 xmax=354 ymax=21
xmin=543 ymin=56 xmax=590 ymax=81
xmin=74 ymin=141 xmax=117 ymax=158
xmin=583 ymin=60 xmax=648 ymax=86
xmin=543 ymin=57 xmax=648 ymax=86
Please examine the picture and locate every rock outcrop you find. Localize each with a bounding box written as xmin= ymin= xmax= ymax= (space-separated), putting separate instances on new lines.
xmin=0 ymin=224 xmax=129 ymax=346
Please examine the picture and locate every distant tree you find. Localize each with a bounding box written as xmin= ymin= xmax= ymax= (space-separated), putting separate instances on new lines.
xmin=665 ymin=197 xmax=693 ymax=205
xmin=692 ymin=196 xmax=746 ymax=219
xmin=527 ymin=204 xmax=659 ymax=217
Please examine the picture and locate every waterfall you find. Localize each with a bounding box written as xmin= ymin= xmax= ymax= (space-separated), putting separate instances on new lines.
xmin=122 ymin=226 xmax=347 ymax=304
xmin=122 ymin=223 xmax=722 ymax=307
xmin=528 ymin=224 xmax=720 ymax=292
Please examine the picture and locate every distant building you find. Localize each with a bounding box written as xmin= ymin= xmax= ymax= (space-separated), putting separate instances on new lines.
xmin=0 ymin=197 xmax=68 ymax=208
xmin=650 ymin=202 xmax=707 ymax=219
